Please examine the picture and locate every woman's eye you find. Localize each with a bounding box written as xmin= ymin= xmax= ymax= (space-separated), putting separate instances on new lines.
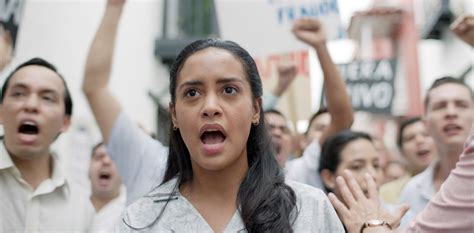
xmin=223 ymin=86 xmax=237 ymax=95
xmin=349 ymin=165 xmax=362 ymax=171
xmin=185 ymin=89 xmax=199 ymax=97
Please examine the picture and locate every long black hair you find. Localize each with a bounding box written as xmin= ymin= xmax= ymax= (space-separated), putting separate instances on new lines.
xmin=164 ymin=38 xmax=297 ymax=232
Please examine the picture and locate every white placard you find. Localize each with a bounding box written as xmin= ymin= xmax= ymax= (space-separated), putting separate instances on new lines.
xmin=215 ymin=0 xmax=345 ymax=57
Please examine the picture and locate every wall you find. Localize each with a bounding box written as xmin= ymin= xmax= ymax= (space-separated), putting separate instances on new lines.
xmin=0 ymin=0 xmax=167 ymax=191
xmin=418 ymin=28 xmax=474 ymax=101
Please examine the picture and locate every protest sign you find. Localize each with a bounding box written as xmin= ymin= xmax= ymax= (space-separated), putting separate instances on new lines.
xmin=322 ymin=58 xmax=397 ymax=114
xmin=0 ymin=0 xmax=25 ymax=49
xmin=215 ymin=0 xmax=344 ymax=57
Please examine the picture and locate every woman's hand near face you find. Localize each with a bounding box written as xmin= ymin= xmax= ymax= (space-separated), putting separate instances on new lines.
xmin=328 ymin=170 xmax=409 ymax=233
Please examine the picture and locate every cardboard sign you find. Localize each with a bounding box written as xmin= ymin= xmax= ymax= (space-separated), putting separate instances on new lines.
xmin=215 ymin=0 xmax=344 ymax=57
xmin=322 ymin=59 xmax=397 ymax=114
xmin=0 ymin=0 xmax=25 ymax=49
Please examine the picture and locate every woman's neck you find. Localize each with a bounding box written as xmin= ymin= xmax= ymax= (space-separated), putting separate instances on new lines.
xmin=180 ymin=152 xmax=249 ymax=232
xmin=183 ymin=156 xmax=248 ymax=203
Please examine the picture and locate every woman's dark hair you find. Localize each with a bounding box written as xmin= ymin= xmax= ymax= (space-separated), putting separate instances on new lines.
xmin=162 ymin=38 xmax=296 ymax=232
xmin=318 ymin=130 xmax=372 ymax=192
xmin=397 ymin=116 xmax=421 ymax=149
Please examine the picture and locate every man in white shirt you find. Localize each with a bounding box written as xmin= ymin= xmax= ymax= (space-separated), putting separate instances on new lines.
xmin=0 ymin=58 xmax=94 ymax=232
xmin=89 ymin=142 xmax=126 ymax=232
xmin=399 ymin=76 xmax=474 ymax=225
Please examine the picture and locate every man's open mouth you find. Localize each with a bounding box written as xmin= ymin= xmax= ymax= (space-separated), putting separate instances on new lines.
xmin=18 ymin=121 xmax=40 ymax=135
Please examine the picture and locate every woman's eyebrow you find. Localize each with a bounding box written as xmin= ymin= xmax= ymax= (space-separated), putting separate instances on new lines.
xmin=178 ymin=80 xmax=203 ymax=92
xmin=216 ymin=77 xmax=244 ymax=85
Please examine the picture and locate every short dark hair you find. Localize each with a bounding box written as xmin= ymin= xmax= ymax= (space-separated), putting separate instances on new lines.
xmin=264 ymin=108 xmax=287 ymax=119
xmin=91 ymin=142 xmax=104 ymax=158
xmin=397 ymin=117 xmax=422 ymax=148
xmin=1 ymin=57 xmax=73 ymax=116
xmin=424 ymin=76 xmax=473 ymax=110
xmin=306 ymin=107 xmax=328 ymax=135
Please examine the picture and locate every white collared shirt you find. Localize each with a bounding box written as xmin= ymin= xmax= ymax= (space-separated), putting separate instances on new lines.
xmin=90 ymin=185 xmax=127 ymax=233
xmin=0 ymin=142 xmax=95 ymax=233
xmin=399 ymin=161 xmax=437 ymax=212
xmin=285 ymin=141 xmax=324 ymax=189
xmin=398 ymin=161 xmax=438 ymax=227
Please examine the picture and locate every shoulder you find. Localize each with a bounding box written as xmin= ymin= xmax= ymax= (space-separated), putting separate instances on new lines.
xmin=402 ymin=168 xmax=430 ymax=192
xmin=287 ymin=179 xmax=326 ymax=201
xmin=120 ymin=178 xmax=179 ymax=229
xmin=67 ymin=182 xmax=95 ymax=211
xmin=399 ymin=169 xmax=431 ymax=202
xmin=287 ymin=180 xmax=329 ymax=216
xmin=287 ymin=180 xmax=344 ymax=232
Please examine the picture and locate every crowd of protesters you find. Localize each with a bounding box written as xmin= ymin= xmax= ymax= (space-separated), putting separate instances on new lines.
xmin=0 ymin=0 xmax=473 ymax=232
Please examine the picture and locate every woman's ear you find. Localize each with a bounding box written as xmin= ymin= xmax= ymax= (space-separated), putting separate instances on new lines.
xmin=252 ymin=97 xmax=262 ymax=124
xmin=169 ymin=102 xmax=178 ymax=129
xmin=320 ymin=169 xmax=336 ymax=190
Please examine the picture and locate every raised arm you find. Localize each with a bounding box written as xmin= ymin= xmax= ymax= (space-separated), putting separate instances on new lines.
xmin=82 ymin=0 xmax=125 ymax=143
xmin=262 ymin=63 xmax=297 ymax=111
xmin=292 ymin=18 xmax=353 ymax=146
xmin=82 ymin=0 xmax=168 ymax=204
xmin=0 ymin=26 xmax=13 ymax=72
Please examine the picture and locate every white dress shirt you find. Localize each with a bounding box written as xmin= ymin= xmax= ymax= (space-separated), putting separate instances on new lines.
xmin=285 ymin=141 xmax=325 ymax=189
xmin=0 ymin=142 xmax=95 ymax=233
xmin=399 ymin=161 xmax=438 ymax=227
xmin=90 ymin=185 xmax=126 ymax=233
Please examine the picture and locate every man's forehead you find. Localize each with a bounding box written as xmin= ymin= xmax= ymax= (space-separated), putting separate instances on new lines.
xmin=312 ymin=113 xmax=331 ymax=125
xmin=265 ymin=113 xmax=287 ymax=124
xmin=8 ymin=65 xmax=65 ymax=93
xmin=428 ymin=83 xmax=473 ymax=103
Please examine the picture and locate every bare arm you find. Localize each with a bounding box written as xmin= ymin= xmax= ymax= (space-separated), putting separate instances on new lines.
xmin=272 ymin=63 xmax=297 ymax=97
xmin=0 ymin=26 xmax=13 ymax=72
xmin=292 ymin=18 xmax=353 ymax=146
xmin=82 ymin=0 xmax=125 ymax=143
xmin=262 ymin=64 xmax=297 ymax=111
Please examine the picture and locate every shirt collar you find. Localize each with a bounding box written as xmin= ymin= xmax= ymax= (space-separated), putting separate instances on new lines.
xmin=33 ymin=152 xmax=70 ymax=197
xmin=0 ymin=141 xmax=70 ymax=197
xmin=0 ymin=141 xmax=15 ymax=170
xmin=50 ymin=152 xmax=69 ymax=194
